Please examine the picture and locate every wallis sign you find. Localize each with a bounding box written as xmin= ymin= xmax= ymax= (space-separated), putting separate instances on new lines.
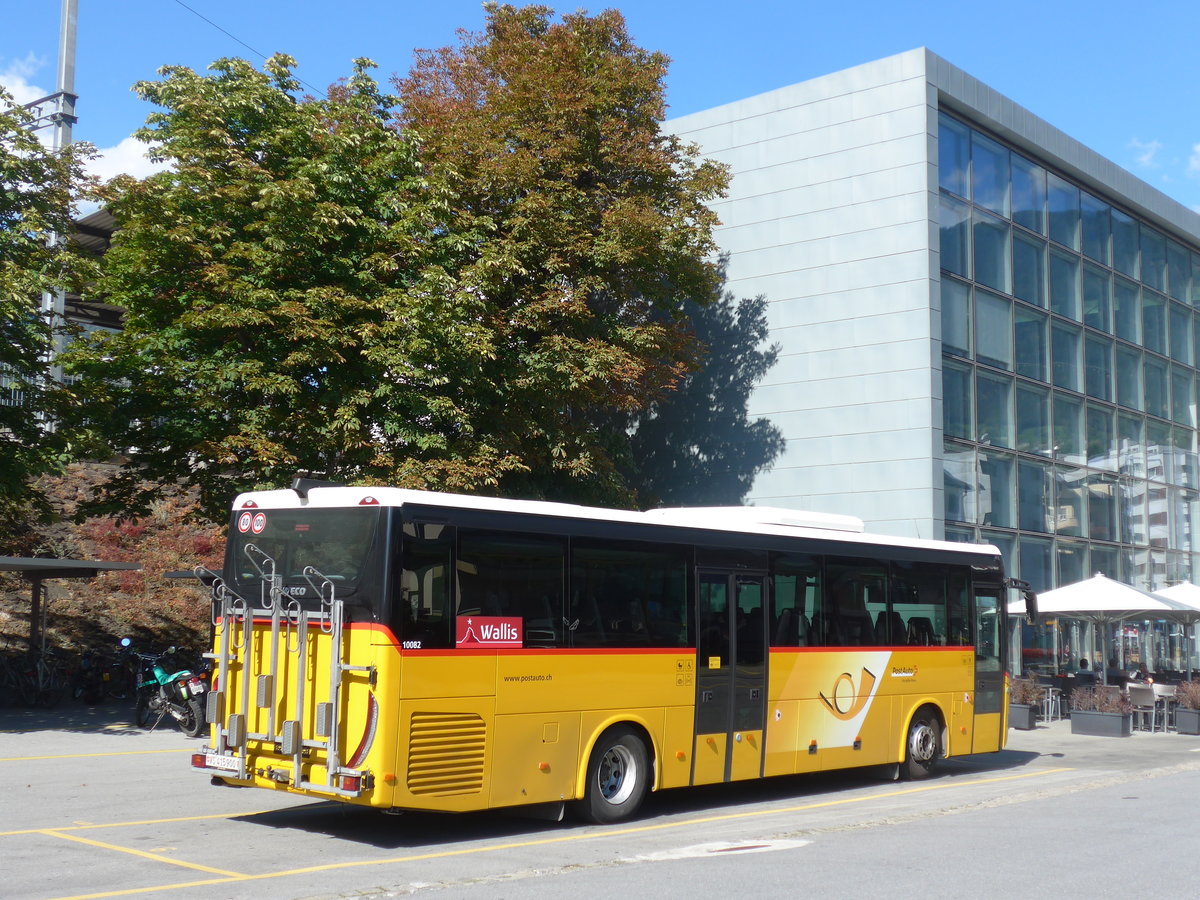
xmin=455 ymin=616 xmax=524 ymax=648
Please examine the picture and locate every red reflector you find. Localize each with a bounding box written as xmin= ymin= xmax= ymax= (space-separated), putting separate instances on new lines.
xmin=341 ymin=775 xmax=361 ymax=792
xmin=359 ymin=496 xmax=380 ymax=506
xmin=240 ymin=500 xmax=258 ymax=508
xmin=190 ymin=753 xmax=207 ymax=768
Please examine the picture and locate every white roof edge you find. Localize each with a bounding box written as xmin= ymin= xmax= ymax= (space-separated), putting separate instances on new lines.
xmin=231 ymin=487 xmax=999 ymax=558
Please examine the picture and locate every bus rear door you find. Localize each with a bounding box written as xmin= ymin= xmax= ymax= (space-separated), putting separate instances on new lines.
xmin=694 ymin=570 xmax=767 ymax=784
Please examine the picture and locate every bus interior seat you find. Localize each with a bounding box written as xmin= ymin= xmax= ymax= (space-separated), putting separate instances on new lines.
xmin=836 ymin=609 xmax=876 ymax=646
xmin=907 ymin=616 xmax=936 ymax=645
xmin=875 ymin=610 xmax=907 ymax=645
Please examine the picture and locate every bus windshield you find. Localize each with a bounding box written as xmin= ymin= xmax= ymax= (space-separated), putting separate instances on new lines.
xmin=228 ymin=507 xmax=382 ymax=593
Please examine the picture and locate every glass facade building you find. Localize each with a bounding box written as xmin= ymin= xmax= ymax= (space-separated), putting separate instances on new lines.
xmin=937 ymin=111 xmax=1200 ymax=594
xmin=670 ymin=47 xmax=1200 ymax=627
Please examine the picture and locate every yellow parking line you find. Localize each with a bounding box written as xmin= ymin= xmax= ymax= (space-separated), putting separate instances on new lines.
xmin=45 ymin=830 xmax=245 ymax=877
xmin=0 ymin=810 xmax=281 ymax=838
xmin=40 ymin=766 xmax=1073 ymax=900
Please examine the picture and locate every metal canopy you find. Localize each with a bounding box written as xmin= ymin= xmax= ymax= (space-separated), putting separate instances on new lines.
xmin=1 ymin=556 xmax=141 ymax=651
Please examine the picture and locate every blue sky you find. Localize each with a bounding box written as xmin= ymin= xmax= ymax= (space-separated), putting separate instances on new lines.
xmin=3 ymin=1 xmax=1200 ymax=210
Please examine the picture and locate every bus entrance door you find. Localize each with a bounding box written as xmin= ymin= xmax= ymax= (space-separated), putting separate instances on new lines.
xmin=693 ymin=571 xmax=767 ymax=785
xmin=972 ymin=584 xmax=1005 ymax=753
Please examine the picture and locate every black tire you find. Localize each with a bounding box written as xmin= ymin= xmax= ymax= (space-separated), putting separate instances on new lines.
xmin=576 ymin=726 xmax=650 ymax=824
xmin=181 ymin=698 xmax=205 ymax=738
xmin=903 ymin=707 xmax=941 ymax=780
xmin=135 ymin=690 xmax=152 ymax=727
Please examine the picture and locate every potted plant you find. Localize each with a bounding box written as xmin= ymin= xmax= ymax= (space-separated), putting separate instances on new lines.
xmin=1008 ymin=676 xmax=1044 ymax=730
xmin=1069 ymin=685 xmax=1132 ymax=737
xmin=1175 ymin=681 xmax=1200 ymax=735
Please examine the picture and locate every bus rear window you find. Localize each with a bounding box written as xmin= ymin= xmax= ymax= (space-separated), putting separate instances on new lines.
xmin=228 ymin=507 xmax=381 ymax=588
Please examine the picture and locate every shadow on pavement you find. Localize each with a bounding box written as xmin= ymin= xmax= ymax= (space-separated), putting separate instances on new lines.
xmin=0 ymin=700 xmax=142 ymax=735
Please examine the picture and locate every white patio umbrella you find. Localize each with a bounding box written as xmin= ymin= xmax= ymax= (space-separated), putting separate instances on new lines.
xmin=1153 ymin=583 xmax=1200 ymax=677
xmin=1007 ymin=574 xmax=1196 ymax=683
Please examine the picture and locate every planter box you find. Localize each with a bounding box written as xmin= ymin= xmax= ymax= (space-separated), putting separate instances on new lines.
xmin=1177 ymin=707 xmax=1200 ymax=735
xmin=1070 ymin=710 xmax=1132 ymax=737
xmin=1008 ymin=703 xmax=1037 ymax=730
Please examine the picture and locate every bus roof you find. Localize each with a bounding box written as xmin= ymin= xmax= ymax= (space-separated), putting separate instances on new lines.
xmin=231 ymin=486 xmax=1000 ymax=561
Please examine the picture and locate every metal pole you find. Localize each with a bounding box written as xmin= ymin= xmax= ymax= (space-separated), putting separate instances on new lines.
xmin=39 ymin=0 xmax=79 ymax=382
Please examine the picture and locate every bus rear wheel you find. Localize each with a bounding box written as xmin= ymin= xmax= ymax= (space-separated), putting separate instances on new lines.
xmin=577 ymin=726 xmax=649 ymax=824
xmin=904 ymin=707 xmax=941 ymax=780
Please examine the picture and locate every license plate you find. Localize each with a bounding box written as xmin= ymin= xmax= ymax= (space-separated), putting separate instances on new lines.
xmin=205 ymin=753 xmax=241 ymax=772
xmin=188 ymin=681 xmax=205 ymax=696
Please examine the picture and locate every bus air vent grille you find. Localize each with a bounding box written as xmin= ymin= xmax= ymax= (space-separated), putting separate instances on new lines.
xmin=407 ymin=712 xmax=487 ymax=796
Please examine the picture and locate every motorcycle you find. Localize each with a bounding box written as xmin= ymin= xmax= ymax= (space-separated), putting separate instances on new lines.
xmin=126 ymin=640 xmax=208 ymax=737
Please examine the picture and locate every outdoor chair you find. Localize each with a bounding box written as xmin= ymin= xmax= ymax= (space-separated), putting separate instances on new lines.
xmin=1128 ymin=683 xmax=1160 ymax=732
xmin=1153 ymin=682 xmax=1178 ymax=730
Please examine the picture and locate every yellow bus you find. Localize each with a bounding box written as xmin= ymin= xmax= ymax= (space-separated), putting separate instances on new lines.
xmin=192 ymin=482 xmax=1028 ymax=823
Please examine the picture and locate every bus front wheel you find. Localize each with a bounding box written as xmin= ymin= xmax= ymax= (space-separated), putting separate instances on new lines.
xmin=577 ymin=726 xmax=649 ymax=824
xmin=904 ymin=707 xmax=941 ymax=780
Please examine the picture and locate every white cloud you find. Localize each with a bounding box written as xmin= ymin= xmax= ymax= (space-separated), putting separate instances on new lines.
xmin=87 ymin=136 xmax=167 ymax=183
xmin=0 ymin=52 xmax=49 ymax=105
xmin=1188 ymin=143 xmax=1200 ymax=178
xmin=1130 ymin=137 xmax=1163 ymax=169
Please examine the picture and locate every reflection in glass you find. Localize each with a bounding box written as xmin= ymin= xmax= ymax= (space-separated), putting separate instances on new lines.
xmin=1016 ymin=383 xmax=1050 ymax=456
xmin=1019 ymin=535 xmax=1054 ymax=592
xmin=1114 ymin=278 xmax=1140 ymax=344
xmin=1115 ymin=345 xmax=1142 ymax=410
xmin=1120 ymin=480 xmax=1147 ymax=545
xmin=1019 ymin=460 xmax=1052 ymax=533
xmin=1048 ymin=174 xmax=1080 ymax=250
xmin=938 ymin=113 xmax=969 ymax=197
xmin=1088 ymin=472 xmax=1118 ymax=542
xmin=943 ymin=441 xmax=975 ymax=524
xmin=1087 ymin=403 xmax=1116 ymax=470
xmin=1083 ymin=264 xmax=1111 ymax=332
xmin=943 ymin=361 xmax=973 ymax=439
xmin=973 ymin=210 xmax=1010 ymax=293
xmin=1112 ymin=209 xmax=1140 ymax=278
xmin=940 ymin=196 xmax=970 ymax=278
xmin=1118 ymin=414 xmax=1144 ymax=477
xmin=975 ymin=289 xmax=1012 ymax=369
xmin=1051 ymin=321 xmax=1081 ymax=391
xmin=1015 ymin=306 xmax=1048 ymax=380
xmin=1081 ymin=193 xmax=1111 ymax=264
xmin=1091 ymin=544 xmax=1120 ymax=580
xmin=1053 ymin=393 xmax=1084 ymax=464
xmin=1170 ymin=302 xmax=1191 ymax=364
xmin=1167 ymin=240 xmax=1191 ymax=303
xmin=941 ymin=277 xmax=971 ymax=357
xmin=1013 ymin=232 xmax=1046 ymax=307
xmin=978 ymin=450 xmax=1015 ymax=528
xmin=1143 ymin=291 xmax=1167 ymax=355
xmin=1056 ymin=540 xmax=1086 ymax=585
xmin=1144 ymin=357 xmax=1168 ymax=420
xmin=1049 ymin=250 xmax=1080 ymax=319
xmin=1146 ymin=420 xmax=1172 ymax=483
xmin=971 ymin=131 xmax=1009 ymax=215
xmin=1141 ymin=226 xmax=1166 ymax=292
xmin=1171 ymin=365 xmax=1193 ymax=427
xmin=1084 ymin=335 xmax=1112 ymax=401
xmin=1055 ymin=466 xmax=1086 ymax=537
xmin=1171 ymin=426 xmax=1197 ymax=489
xmin=976 ymin=371 xmax=1013 ymax=448
xmin=1011 ymin=153 xmax=1046 ymax=234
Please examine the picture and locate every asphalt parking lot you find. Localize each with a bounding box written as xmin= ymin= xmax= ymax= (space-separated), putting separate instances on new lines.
xmin=4 ymin=703 xmax=1200 ymax=900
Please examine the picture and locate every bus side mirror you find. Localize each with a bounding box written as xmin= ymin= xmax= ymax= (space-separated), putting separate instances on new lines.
xmin=1006 ymin=578 xmax=1038 ymax=625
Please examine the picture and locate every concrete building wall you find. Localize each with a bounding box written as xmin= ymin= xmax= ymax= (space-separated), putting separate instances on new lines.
xmin=670 ymin=49 xmax=942 ymax=538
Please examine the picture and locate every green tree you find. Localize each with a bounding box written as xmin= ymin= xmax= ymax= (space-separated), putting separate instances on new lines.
xmin=0 ymin=88 xmax=97 ymax=530
xmin=396 ymin=4 xmax=728 ymax=505
xmin=66 ymin=56 xmax=498 ymax=519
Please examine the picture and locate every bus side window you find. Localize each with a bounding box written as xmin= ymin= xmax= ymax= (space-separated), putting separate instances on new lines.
xmin=457 ymin=530 xmax=565 ymax=647
xmin=398 ymin=522 xmax=454 ymax=648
